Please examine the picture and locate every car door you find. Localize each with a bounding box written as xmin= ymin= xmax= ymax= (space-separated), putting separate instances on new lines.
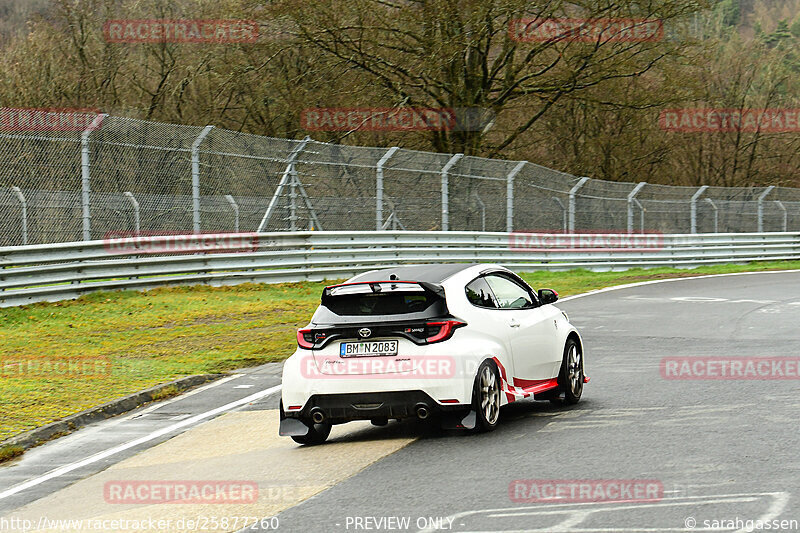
xmin=462 ymin=275 xmax=517 ymax=373
xmin=483 ymin=273 xmax=562 ymax=381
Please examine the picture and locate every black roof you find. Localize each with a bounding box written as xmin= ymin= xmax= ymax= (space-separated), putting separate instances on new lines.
xmin=348 ymin=263 xmax=477 ymax=285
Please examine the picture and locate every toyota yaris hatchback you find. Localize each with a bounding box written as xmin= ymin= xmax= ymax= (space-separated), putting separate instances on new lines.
xmin=280 ymin=263 xmax=587 ymax=444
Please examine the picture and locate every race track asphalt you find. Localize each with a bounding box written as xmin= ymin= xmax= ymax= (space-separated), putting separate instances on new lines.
xmin=2 ymin=270 xmax=799 ymax=533
xmin=266 ymin=271 xmax=800 ymax=532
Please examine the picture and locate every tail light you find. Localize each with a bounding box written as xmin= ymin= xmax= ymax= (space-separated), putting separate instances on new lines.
xmin=297 ymin=329 xmax=314 ymax=349
xmin=425 ymin=320 xmax=466 ymax=344
xmin=297 ymin=328 xmax=328 ymax=349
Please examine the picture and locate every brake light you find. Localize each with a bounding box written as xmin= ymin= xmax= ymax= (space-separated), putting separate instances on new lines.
xmin=425 ymin=320 xmax=466 ymax=344
xmin=297 ymin=329 xmax=314 ymax=349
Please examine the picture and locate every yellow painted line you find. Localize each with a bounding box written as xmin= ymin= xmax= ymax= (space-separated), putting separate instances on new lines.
xmin=4 ymin=410 xmax=416 ymax=532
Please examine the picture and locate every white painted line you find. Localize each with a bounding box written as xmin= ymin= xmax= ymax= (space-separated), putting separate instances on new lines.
xmin=0 ymin=383 xmax=282 ymax=501
xmin=487 ymin=496 xmax=759 ymax=518
xmin=125 ymin=374 xmax=243 ymax=420
xmin=560 ymin=269 xmax=800 ymax=303
xmin=416 ymin=492 xmax=789 ymax=533
xmin=234 ymin=384 xmax=255 ymax=389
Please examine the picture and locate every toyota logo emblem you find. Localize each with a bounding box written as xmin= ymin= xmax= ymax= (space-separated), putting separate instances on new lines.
xmin=358 ymin=328 xmax=372 ymax=338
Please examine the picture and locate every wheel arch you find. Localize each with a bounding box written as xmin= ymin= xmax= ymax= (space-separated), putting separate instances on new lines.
xmin=566 ymin=330 xmax=583 ymax=352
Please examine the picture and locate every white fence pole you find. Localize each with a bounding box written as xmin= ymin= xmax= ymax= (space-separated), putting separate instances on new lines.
xmin=690 ymin=185 xmax=709 ymax=234
xmin=506 ymin=161 xmax=526 ymax=232
xmin=705 ymin=198 xmax=719 ymax=233
xmin=225 ymin=194 xmax=239 ymax=232
xmin=568 ymin=177 xmax=589 ymax=232
xmin=11 ymin=186 xmax=27 ymax=245
xmin=258 ymin=137 xmax=311 ymax=232
xmin=376 ymin=147 xmax=399 ymax=231
xmin=775 ymin=200 xmax=787 ymax=232
xmin=123 ymin=192 xmax=140 ymax=235
xmin=191 ymin=126 xmax=214 ymax=233
xmin=81 ymin=114 xmax=107 ymax=241
xmin=441 ymin=154 xmax=463 ymax=231
xmin=552 ymin=197 xmax=567 ymax=232
xmin=627 ymin=182 xmax=647 ymax=233
xmin=757 ymin=186 xmax=775 ymax=232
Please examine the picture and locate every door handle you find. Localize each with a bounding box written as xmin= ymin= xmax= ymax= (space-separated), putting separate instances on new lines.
xmin=509 ymin=319 xmax=520 ymax=328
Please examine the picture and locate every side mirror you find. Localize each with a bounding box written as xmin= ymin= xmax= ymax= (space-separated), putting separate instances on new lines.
xmin=538 ymin=288 xmax=559 ymax=305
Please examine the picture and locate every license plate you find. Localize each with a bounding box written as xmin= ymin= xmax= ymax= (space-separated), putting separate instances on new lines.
xmin=340 ymin=340 xmax=398 ymax=357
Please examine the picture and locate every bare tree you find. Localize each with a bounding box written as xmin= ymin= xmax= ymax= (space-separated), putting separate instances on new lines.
xmin=269 ymin=0 xmax=705 ymax=155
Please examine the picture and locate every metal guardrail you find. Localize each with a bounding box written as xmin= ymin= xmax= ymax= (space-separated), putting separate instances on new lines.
xmin=1 ymin=231 xmax=799 ymax=308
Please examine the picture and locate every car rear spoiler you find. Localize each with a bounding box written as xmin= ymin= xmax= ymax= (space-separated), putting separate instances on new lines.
xmin=321 ymin=280 xmax=445 ymax=304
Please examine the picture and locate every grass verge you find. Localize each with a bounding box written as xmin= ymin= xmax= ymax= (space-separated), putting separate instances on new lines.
xmin=1 ymin=260 xmax=799 ymax=442
xmin=0 ymin=444 xmax=24 ymax=464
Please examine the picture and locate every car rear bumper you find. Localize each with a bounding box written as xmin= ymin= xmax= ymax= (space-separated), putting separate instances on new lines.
xmin=283 ymin=390 xmax=470 ymax=424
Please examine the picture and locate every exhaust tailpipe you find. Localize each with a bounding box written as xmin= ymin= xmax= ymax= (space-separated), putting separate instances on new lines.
xmin=414 ymin=403 xmax=430 ymax=420
xmin=310 ymin=408 xmax=325 ymax=424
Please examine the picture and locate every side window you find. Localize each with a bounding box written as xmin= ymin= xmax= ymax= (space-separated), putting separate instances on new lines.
xmin=465 ymin=277 xmax=499 ymax=308
xmin=484 ymin=275 xmax=535 ymax=309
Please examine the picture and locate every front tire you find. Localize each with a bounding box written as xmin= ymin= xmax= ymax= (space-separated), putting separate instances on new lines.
xmin=558 ymin=338 xmax=584 ymax=405
xmin=472 ymin=360 xmax=501 ymax=432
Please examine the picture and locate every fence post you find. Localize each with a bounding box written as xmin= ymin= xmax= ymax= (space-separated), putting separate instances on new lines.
xmin=690 ymin=185 xmax=709 ymax=234
xmin=633 ymin=198 xmax=645 ymax=233
xmin=705 ymin=198 xmax=719 ymax=233
xmin=627 ymin=182 xmax=647 ymax=233
xmin=123 ymin=192 xmax=140 ymax=235
xmin=472 ymin=192 xmax=486 ymax=232
xmin=258 ymin=136 xmax=311 ymax=232
xmin=441 ymin=153 xmax=463 ymax=231
xmin=289 ymin=169 xmax=298 ymax=232
xmin=568 ymin=177 xmax=589 ymax=232
xmin=506 ymin=161 xmax=526 ymax=232
xmin=11 ymin=186 xmax=27 ymax=245
xmin=757 ymin=186 xmax=775 ymax=232
xmin=376 ymin=146 xmax=399 ymax=231
xmin=775 ymin=200 xmax=787 ymax=232
xmin=552 ymin=197 xmax=567 ymax=232
xmin=225 ymin=194 xmax=239 ymax=232
xmin=191 ymin=125 xmax=214 ymax=233
xmin=81 ymin=113 xmax=107 ymax=241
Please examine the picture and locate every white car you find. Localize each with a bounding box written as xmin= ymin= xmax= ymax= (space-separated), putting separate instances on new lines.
xmin=279 ymin=263 xmax=587 ymax=444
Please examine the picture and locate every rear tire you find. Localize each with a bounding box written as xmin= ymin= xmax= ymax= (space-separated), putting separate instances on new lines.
xmin=291 ymin=420 xmax=332 ymax=445
xmin=281 ymin=401 xmax=332 ymax=445
xmin=558 ymin=338 xmax=584 ymax=405
xmin=472 ymin=360 xmax=501 ymax=432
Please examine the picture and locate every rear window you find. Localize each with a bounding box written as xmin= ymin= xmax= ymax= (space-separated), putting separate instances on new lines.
xmin=322 ymin=283 xmax=441 ymax=316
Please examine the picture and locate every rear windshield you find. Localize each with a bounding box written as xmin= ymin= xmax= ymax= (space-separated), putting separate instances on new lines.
xmin=321 ymin=283 xmax=442 ymax=316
